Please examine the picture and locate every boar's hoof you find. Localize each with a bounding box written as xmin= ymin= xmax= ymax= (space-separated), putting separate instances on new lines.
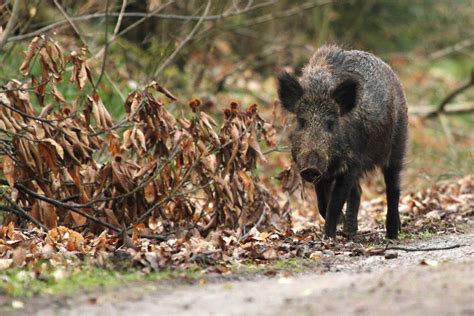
xmin=343 ymin=225 xmax=357 ymax=238
xmin=385 ymin=223 xmax=399 ymax=239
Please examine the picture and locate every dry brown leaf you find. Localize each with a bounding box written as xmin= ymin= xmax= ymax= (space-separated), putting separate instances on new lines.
xmin=12 ymin=246 xmax=27 ymax=266
xmin=40 ymin=201 xmax=58 ymax=229
xmin=70 ymin=49 xmax=90 ymax=89
xmin=144 ymin=182 xmax=156 ymax=204
xmin=19 ymin=36 xmax=43 ymax=75
xmin=70 ymin=211 xmax=87 ymax=227
xmin=41 ymin=138 xmax=65 ymax=160
xmin=2 ymin=155 xmax=15 ymax=187
xmin=38 ymin=143 xmax=59 ymax=175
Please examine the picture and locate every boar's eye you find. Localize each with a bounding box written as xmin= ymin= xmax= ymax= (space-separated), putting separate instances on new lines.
xmin=325 ymin=119 xmax=335 ymax=132
xmin=297 ymin=117 xmax=307 ymax=129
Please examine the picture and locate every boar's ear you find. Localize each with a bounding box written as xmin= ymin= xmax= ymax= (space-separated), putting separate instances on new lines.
xmin=331 ymin=77 xmax=358 ymax=115
xmin=278 ymin=72 xmax=303 ymax=113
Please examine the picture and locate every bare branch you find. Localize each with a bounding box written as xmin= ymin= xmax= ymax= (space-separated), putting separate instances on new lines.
xmin=429 ymin=38 xmax=474 ymax=60
xmin=53 ymin=0 xmax=88 ymax=47
xmin=7 ymin=1 xmax=277 ymax=42
xmin=113 ymin=0 xmax=128 ymax=36
xmin=0 ymin=194 xmax=49 ymax=231
xmin=12 ymin=182 xmax=122 ymax=233
xmin=243 ymin=0 xmax=335 ymax=27
xmin=153 ymin=1 xmax=212 ymax=77
xmin=410 ymin=103 xmax=474 ymax=117
xmin=0 ymin=0 xmax=20 ymax=50
xmin=100 ymin=1 xmax=175 ymax=50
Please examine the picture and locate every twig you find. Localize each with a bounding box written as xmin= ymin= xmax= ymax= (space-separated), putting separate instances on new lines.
xmin=263 ymin=114 xmax=291 ymax=155
xmin=153 ymin=0 xmax=212 ymax=77
xmin=94 ymin=0 xmax=175 ymax=74
xmin=104 ymin=72 xmax=126 ymax=102
xmin=76 ymin=146 xmax=181 ymax=207
xmin=113 ymin=0 xmax=128 ymax=36
xmin=409 ymin=103 xmax=474 ymax=117
xmin=429 ymin=38 xmax=474 ymax=60
xmin=263 ymin=146 xmax=290 ymax=155
xmin=53 ymin=0 xmax=88 ymax=47
xmin=0 ymin=100 xmax=59 ymax=125
xmin=95 ymin=0 xmax=110 ymax=88
xmin=85 ymin=0 xmax=128 ymax=70
xmin=385 ymin=244 xmax=461 ymax=252
xmin=0 ymin=0 xmax=20 ymax=50
xmin=239 ymin=203 xmax=267 ymax=240
xmin=13 ymin=183 xmax=122 ymax=233
xmin=0 ymin=76 xmax=53 ymax=94
xmin=128 ymin=120 xmax=256 ymax=231
xmin=89 ymin=91 xmax=148 ymax=137
xmin=0 ymin=195 xmax=48 ymax=231
xmin=88 ymin=0 xmax=173 ymax=80
xmin=131 ymin=180 xmax=214 ymax=233
xmin=243 ymin=0 xmax=335 ymax=27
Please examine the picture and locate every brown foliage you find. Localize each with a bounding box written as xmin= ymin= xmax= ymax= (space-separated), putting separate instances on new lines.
xmin=0 ymin=36 xmax=287 ymax=239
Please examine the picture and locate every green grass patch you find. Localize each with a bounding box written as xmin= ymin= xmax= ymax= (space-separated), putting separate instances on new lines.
xmin=398 ymin=230 xmax=435 ymax=241
xmin=0 ymin=262 xmax=200 ymax=298
xmin=231 ymin=258 xmax=315 ymax=275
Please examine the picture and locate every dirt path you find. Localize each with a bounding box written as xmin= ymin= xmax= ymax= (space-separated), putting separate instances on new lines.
xmin=21 ymin=231 xmax=474 ymax=316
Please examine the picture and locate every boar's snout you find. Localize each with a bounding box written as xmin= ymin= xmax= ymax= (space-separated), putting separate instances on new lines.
xmin=296 ymin=149 xmax=327 ymax=182
xmin=299 ymin=167 xmax=322 ymax=182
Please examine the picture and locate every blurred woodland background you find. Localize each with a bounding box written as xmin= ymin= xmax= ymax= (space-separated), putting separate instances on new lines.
xmin=0 ymin=0 xmax=473 ymax=198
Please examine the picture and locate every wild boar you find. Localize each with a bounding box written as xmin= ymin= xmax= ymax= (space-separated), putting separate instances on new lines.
xmin=278 ymin=45 xmax=408 ymax=239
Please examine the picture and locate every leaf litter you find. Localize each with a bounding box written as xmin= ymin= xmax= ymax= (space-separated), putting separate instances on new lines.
xmin=0 ymin=37 xmax=472 ymax=279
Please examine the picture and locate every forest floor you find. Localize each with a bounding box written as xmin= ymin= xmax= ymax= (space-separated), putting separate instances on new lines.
xmin=5 ymin=221 xmax=474 ymax=316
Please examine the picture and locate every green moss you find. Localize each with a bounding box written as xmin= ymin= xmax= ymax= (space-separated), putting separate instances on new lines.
xmin=231 ymin=258 xmax=314 ymax=275
xmin=398 ymin=230 xmax=434 ymax=241
xmin=270 ymin=258 xmax=304 ymax=272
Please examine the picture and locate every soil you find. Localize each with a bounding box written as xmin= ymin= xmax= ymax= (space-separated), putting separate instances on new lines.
xmin=11 ymin=223 xmax=474 ymax=316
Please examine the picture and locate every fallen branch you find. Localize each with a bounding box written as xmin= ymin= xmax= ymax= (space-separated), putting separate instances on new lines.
xmin=385 ymin=244 xmax=461 ymax=252
xmin=425 ymin=69 xmax=474 ymax=118
xmin=367 ymin=242 xmax=462 ymax=256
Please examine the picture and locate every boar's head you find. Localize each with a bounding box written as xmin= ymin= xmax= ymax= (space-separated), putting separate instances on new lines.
xmin=277 ymin=71 xmax=359 ymax=182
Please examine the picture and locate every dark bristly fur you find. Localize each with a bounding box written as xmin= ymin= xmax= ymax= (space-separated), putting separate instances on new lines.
xmin=278 ymin=45 xmax=408 ymax=239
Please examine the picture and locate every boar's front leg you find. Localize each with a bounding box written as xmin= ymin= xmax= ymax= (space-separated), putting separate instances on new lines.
xmin=315 ymin=179 xmax=334 ymax=220
xmin=343 ymin=182 xmax=361 ymax=237
xmin=384 ymin=166 xmax=402 ymax=239
xmin=324 ymin=173 xmax=356 ymax=238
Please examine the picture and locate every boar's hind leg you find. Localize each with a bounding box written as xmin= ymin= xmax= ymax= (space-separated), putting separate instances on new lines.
xmin=315 ymin=180 xmax=333 ymax=220
xmin=384 ymin=166 xmax=401 ymax=239
xmin=343 ymin=182 xmax=361 ymax=237
xmin=324 ymin=174 xmax=356 ymax=238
